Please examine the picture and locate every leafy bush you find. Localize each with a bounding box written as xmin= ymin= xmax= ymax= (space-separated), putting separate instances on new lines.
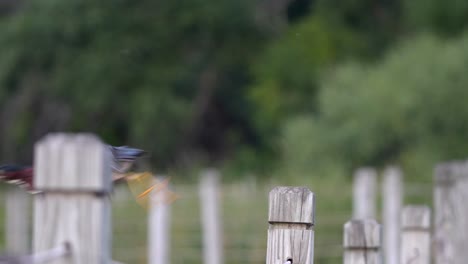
xmin=279 ymin=32 xmax=468 ymax=179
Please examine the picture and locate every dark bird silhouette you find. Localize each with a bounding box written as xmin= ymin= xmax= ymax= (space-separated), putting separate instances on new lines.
xmin=0 ymin=145 xmax=146 ymax=192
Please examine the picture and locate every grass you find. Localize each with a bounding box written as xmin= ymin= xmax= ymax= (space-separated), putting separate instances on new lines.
xmin=0 ymin=172 xmax=432 ymax=264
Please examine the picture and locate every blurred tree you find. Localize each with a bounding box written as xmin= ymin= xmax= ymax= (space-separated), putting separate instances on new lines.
xmin=403 ymin=0 xmax=468 ymax=35
xmin=279 ymin=32 xmax=468 ymax=179
xmin=0 ymin=0 xmax=266 ymax=167
xmin=248 ymin=15 xmax=367 ymax=147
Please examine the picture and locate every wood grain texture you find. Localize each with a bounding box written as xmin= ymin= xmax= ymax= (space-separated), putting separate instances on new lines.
xmin=267 ymin=187 xmax=315 ymax=264
xmin=34 ymin=133 xmax=112 ymax=192
xmin=353 ymin=168 xmax=377 ymax=219
xmin=343 ymin=219 xmax=381 ymax=264
xmin=433 ymin=162 xmax=468 ymax=264
xmin=382 ymin=166 xmax=402 ymax=264
xmin=400 ymin=205 xmax=431 ymax=264
xmin=33 ymin=133 xmax=112 ymax=264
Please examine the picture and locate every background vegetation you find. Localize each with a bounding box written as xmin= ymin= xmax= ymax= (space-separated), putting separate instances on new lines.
xmin=0 ymin=1 xmax=465 ymax=262
xmin=1 ymin=0 xmax=468 ymax=180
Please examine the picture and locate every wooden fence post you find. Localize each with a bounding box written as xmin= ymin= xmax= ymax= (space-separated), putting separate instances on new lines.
xmin=149 ymin=176 xmax=171 ymax=264
xmin=266 ymin=187 xmax=315 ymax=264
xmin=382 ymin=166 xmax=402 ymax=264
xmin=5 ymin=187 xmax=30 ymax=255
xmin=343 ymin=219 xmax=381 ymax=264
xmin=200 ymin=169 xmax=223 ymax=264
xmin=353 ymin=168 xmax=377 ymax=219
xmin=33 ymin=133 xmax=112 ymax=264
xmin=400 ymin=205 xmax=431 ymax=264
xmin=433 ymin=162 xmax=468 ymax=264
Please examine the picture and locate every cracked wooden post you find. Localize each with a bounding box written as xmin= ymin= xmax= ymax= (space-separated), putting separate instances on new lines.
xmin=382 ymin=166 xmax=402 ymax=264
xmin=343 ymin=219 xmax=382 ymax=264
xmin=433 ymin=162 xmax=468 ymax=264
xmin=353 ymin=168 xmax=377 ymax=219
xmin=400 ymin=205 xmax=431 ymax=264
xmin=33 ymin=133 xmax=112 ymax=264
xmin=266 ymin=186 xmax=315 ymax=264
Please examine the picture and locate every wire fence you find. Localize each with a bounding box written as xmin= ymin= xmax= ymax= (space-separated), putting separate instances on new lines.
xmin=0 ymin=176 xmax=433 ymax=264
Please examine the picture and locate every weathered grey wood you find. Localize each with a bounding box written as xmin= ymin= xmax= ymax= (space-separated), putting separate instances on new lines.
xmin=353 ymin=168 xmax=377 ymax=219
xmin=148 ymin=176 xmax=171 ymax=264
xmin=343 ymin=219 xmax=381 ymax=264
xmin=33 ymin=133 xmax=112 ymax=264
xmin=6 ymin=187 xmax=30 ymax=255
xmin=266 ymin=186 xmax=315 ymax=264
xmin=382 ymin=166 xmax=402 ymax=264
xmin=200 ymin=169 xmax=224 ymax=264
xmin=400 ymin=205 xmax=431 ymax=264
xmin=433 ymin=162 xmax=468 ymax=264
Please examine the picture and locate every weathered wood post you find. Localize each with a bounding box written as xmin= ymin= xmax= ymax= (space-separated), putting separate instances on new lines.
xmin=266 ymin=187 xmax=315 ymax=264
xmin=353 ymin=168 xmax=377 ymax=219
xmin=382 ymin=166 xmax=402 ymax=264
xmin=149 ymin=176 xmax=172 ymax=264
xmin=5 ymin=187 xmax=30 ymax=255
xmin=33 ymin=133 xmax=112 ymax=263
xmin=200 ymin=169 xmax=223 ymax=264
xmin=433 ymin=162 xmax=468 ymax=264
xmin=343 ymin=219 xmax=381 ymax=264
xmin=400 ymin=205 xmax=431 ymax=264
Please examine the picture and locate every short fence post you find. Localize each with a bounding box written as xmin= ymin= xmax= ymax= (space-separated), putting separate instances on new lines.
xmin=5 ymin=187 xmax=30 ymax=255
xmin=199 ymin=169 xmax=223 ymax=264
xmin=433 ymin=162 xmax=468 ymax=264
xmin=353 ymin=168 xmax=377 ymax=219
xmin=343 ymin=219 xmax=381 ymax=264
xmin=149 ymin=176 xmax=172 ymax=264
xmin=382 ymin=166 xmax=402 ymax=264
xmin=266 ymin=186 xmax=315 ymax=264
xmin=33 ymin=133 xmax=112 ymax=263
xmin=400 ymin=205 xmax=431 ymax=264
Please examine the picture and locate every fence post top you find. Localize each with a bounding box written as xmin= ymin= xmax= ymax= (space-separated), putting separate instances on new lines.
xmin=268 ymin=186 xmax=315 ymax=225
xmin=34 ymin=132 xmax=112 ymax=191
xmin=401 ymin=205 xmax=431 ymax=230
xmin=434 ymin=161 xmax=468 ymax=185
xmin=343 ymin=219 xmax=381 ymax=249
xmin=354 ymin=167 xmax=377 ymax=176
xmin=383 ymin=165 xmax=402 ymax=176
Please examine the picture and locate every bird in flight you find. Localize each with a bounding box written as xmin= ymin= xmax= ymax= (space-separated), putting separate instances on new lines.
xmin=0 ymin=145 xmax=146 ymax=192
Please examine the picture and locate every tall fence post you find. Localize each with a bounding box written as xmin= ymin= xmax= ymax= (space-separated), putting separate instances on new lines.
xmin=433 ymin=162 xmax=468 ymax=264
xmin=149 ymin=176 xmax=172 ymax=264
xmin=199 ymin=169 xmax=223 ymax=264
xmin=5 ymin=187 xmax=30 ymax=255
xmin=266 ymin=186 xmax=315 ymax=264
xmin=33 ymin=133 xmax=112 ymax=263
xmin=382 ymin=166 xmax=402 ymax=264
xmin=400 ymin=205 xmax=431 ymax=264
xmin=353 ymin=168 xmax=377 ymax=219
xmin=343 ymin=219 xmax=381 ymax=264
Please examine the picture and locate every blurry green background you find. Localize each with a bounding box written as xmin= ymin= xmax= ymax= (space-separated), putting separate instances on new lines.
xmin=0 ymin=0 xmax=467 ymax=263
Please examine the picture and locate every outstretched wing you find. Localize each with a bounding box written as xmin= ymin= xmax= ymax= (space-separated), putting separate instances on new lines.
xmin=125 ymin=172 xmax=179 ymax=209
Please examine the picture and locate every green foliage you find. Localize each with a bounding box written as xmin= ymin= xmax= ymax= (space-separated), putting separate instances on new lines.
xmin=403 ymin=0 xmax=468 ymax=34
xmin=0 ymin=0 xmax=266 ymax=165
xmin=279 ymin=32 xmax=468 ymax=179
xmin=249 ymin=16 xmax=365 ymax=144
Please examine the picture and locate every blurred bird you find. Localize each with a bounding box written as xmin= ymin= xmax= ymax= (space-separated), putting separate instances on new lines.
xmin=0 ymin=145 xmax=146 ymax=192
xmin=110 ymin=145 xmax=146 ymax=181
xmin=0 ymin=164 xmax=33 ymax=191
